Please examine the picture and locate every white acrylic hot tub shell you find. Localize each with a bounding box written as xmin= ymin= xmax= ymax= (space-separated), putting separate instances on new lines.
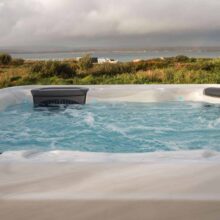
xmin=1 ymin=84 xmax=220 ymax=111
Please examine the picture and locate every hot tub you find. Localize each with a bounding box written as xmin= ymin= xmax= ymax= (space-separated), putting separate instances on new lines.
xmin=0 ymin=85 xmax=220 ymax=161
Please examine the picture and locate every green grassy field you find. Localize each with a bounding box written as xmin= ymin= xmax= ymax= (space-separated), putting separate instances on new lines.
xmin=0 ymin=54 xmax=220 ymax=88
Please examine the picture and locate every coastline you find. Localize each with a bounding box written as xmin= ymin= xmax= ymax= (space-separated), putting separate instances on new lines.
xmin=9 ymin=48 xmax=220 ymax=62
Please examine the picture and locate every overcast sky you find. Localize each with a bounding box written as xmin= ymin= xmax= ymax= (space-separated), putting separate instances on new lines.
xmin=0 ymin=0 xmax=220 ymax=50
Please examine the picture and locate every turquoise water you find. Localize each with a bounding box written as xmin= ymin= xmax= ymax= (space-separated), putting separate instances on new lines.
xmin=0 ymin=102 xmax=220 ymax=153
xmin=12 ymin=50 xmax=220 ymax=62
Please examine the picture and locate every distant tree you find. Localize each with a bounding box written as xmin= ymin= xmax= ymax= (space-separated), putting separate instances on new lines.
xmin=0 ymin=53 xmax=12 ymax=65
xmin=78 ymin=54 xmax=93 ymax=70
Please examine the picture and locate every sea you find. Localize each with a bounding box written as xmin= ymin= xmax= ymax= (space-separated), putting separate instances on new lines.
xmin=11 ymin=50 xmax=220 ymax=62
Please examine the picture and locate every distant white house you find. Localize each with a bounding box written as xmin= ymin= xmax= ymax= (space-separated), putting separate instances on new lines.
xmin=133 ymin=59 xmax=141 ymax=63
xmin=98 ymin=58 xmax=118 ymax=64
xmin=76 ymin=57 xmax=118 ymax=64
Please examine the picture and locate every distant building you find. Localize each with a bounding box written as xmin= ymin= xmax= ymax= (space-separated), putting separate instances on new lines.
xmin=76 ymin=56 xmax=118 ymax=64
xmin=133 ymin=59 xmax=142 ymax=63
xmin=98 ymin=58 xmax=118 ymax=64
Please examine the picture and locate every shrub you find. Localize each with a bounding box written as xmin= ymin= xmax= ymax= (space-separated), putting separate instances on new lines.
xmin=12 ymin=58 xmax=25 ymax=66
xmin=10 ymin=76 xmax=22 ymax=82
xmin=201 ymin=63 xmax=215 ymax=71
xmin=53 ymin=62 xmax=76 ymax=78
xmin=132 ymin=61 xmax=149 ymax=72
xmin=0 ymin=53 xmax=12 ymax=65
xmin=175 ymin=55 xmax=190 ymax=62
xmin=30 ymin=61 xmax=76 ymax=78
xmin=132 ymin=60 xmax=172 ymax=72
xmin=190 ymin=58 xmax=197 ymax=62
xmin=30 ymin=61 xmax=44 ymax=73
xmin=173 ymin=70 xmax=187 ymax=83
xmin=81 ymin=75 xmax=94 ymax=84
xmin=78 ymin=54 xmax=93 ymax=70
xmin=2 ymin=56 xmax=220 ymax=88
xmin=89 ymin=62 xmax=133 ymax=76
xmin=164 ymin=69 xmax=175 ymax=83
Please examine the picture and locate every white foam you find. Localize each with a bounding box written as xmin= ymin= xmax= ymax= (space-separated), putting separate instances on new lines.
xmin=209 ymin=117 xmax=220 ymax=128
xmin=106 ymin=124 xmax=127 ymax=136
xmin=84 ymin=112 xmax=95 ymax=126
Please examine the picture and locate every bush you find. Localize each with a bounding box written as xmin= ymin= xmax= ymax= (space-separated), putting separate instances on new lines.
xmin=132 ymin=61 xmax=149 ymax=72
xmin=89 ymin=62 xmax=133 ymax=76
xmin=164 ymin=69 xmax=175 ymax=83
xmin=10 ymin=76 xmax=22 ymax=82
xmin=190 ymin=58 xmax=196 ymax=62
xmin=0 ymin=53 xmax=12 ymax=65
xmin=31 ymin=61 xmax=44 ymax=73
xmin=132 ymin=60 xmax=172 ymax=72
xmin=175 ymin=55 xmax=190 ymax=62
xmin=2 ymin=56 xmax=220 ymax=88
xmin=30 ymin=61 xmax=76 ymax=78
xmin=78 ymin=54 xmax=93 ymax=70
xmin=201 ymin=63 xmax=215 ymax=71
xmin=53 ymin=62 xmax=76 ymax=78
xmin=12 ymin=58 xmax=25 ymax=66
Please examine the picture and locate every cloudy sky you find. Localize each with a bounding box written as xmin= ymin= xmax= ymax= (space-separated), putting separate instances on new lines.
xmin=0 ymin=0 xmax=220 ymax=50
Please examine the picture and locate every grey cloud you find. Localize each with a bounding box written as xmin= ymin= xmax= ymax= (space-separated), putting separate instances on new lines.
xmin=0 ymin=0 xmax=220 ymax=48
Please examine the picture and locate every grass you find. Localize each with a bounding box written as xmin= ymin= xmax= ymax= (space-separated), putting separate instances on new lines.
xmin=0 ymin=55 xmax=220 ymax=88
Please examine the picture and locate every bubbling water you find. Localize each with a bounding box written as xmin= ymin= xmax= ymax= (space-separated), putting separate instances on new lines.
xmin=0 ymin=102 xmax=220 ymax=153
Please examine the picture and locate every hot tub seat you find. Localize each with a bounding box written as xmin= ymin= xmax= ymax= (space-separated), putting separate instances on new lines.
xmin=31 ymin=87 xmax=89 ymax=107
